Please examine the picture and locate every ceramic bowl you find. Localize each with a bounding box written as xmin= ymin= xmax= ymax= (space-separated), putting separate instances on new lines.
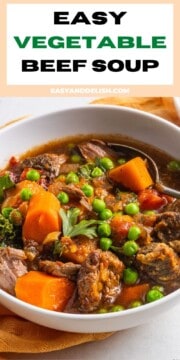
xmin=0 ymin=105 xmax=179 ymax=333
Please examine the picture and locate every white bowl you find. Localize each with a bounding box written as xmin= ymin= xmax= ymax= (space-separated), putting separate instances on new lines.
xmin=0 ymin=105 xmax=179 ymax=333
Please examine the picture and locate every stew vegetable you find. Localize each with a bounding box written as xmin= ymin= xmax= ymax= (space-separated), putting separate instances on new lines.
xmin=0 ymin=136 xmax=179 ymax=313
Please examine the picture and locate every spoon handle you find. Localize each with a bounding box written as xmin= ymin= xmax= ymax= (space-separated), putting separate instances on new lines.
xmin=155 ymin=183 xmax=180 ymax=199
xmin=107 ymin=142 xmax=180 ymax=198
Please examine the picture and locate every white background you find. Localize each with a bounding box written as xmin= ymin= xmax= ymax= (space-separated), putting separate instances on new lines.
xmin=0 ymin=96 xmax=180 ymax=360
xmin=7 ymin=4 xmax=173 ymax=85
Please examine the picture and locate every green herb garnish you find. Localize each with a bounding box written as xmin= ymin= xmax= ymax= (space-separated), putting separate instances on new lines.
xmin=60 ymin=208 xmax=100 ymax=239
xmin=0 ymin=173 xmax=15 ymax=201
xmin=0 ymin=213 xmax=23 ymax=248
xmin=53 ymin=239 xmax=64 ymax=257
xmin=78 ymin=163 xmax=95 ymax=179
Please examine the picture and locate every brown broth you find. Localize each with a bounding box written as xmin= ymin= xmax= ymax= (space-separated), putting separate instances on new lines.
xmin=17 ymin=133 xmax=180 ymax=191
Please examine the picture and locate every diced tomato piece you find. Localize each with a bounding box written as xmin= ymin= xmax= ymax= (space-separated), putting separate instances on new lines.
xmin=20 ymin=168 xmax=31 ymax=181
xmin=138 ymin=189 xmax=167 ymax=211
xmin=111 ymin=215 xmax=133 ymax=243
xmin=9 ymin=156 xmax=19 ymax=167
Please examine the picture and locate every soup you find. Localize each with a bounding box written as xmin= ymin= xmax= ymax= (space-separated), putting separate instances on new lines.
xmin=0 ymin=135 xmax=179 ymax=314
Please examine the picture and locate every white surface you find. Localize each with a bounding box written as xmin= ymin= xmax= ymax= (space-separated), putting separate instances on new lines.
xmin=4 ymin=307 xmax=180 ymax=360
xmin=0 ymin=98 xmax=180 ymax=359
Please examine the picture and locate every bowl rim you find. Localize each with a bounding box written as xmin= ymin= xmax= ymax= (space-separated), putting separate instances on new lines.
xmin=0 ymin=104 xmax=180 ymax=133
xmin=0 ymin=288 xmax=179 ymax=320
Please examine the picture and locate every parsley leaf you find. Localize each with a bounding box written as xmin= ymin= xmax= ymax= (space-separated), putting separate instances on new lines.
xmin=60 ymin=208 xmax=100 ymax=239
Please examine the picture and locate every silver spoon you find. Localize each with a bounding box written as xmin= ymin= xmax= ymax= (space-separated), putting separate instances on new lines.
xmin=107 ymin=143 xmax=180 ymax=198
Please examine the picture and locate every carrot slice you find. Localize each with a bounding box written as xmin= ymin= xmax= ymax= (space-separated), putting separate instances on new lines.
xmin=117 ymin=283 xmax=150 ymax=307
xmin=15 ymin=271 xmax=75 ymax=311
xmin=23 ymin=191 xmax=61 ymax=243
xmin=109 ymin=157 xmax=153 ymax=192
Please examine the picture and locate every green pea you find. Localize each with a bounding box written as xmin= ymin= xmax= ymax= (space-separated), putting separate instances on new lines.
xmin=9 ymin=209 xmax=22 ymax=226
xmin=123 ymin=268 xmax=139 ymax=285
xmin=143 ymin=210 xmax=156 ymax=215
xmin=130 ymin=300 xmax=143 ymax=308
xmin=117 ymin=158 xmax=126 ymax=165
xmin=81 ymin=184 xmax=94 ymax=197
xmin=92 ymin=198 xmax=106 ymax=213
xmin=98 ymin=223 xmax=111 ymax=237
xmin=98 ymin=308 xmax=108 ymax=314
xmin=20 ymin=188 xmax=32 ymax=201
xmin=67 ymin=143 xmax=75 ymax=150
xmin=1 ymin=207 xmax=13 ymax=218
xmin=110 ymin=305 xmax=124 ymax=312
xmin=100 ymin=237 xmax=112 ymax=251
xmin=66 ymin=172 xmax=79 ymax=184
xmin=26 ymin=169 xmax=40 ymax=181
xmin=124 ymin=202 xmax=139 ymax=215
xmin=57 ymin=191 xmax=69 ymax=204
xmin=146 ymin=289 xmax=164 ymax=303
xmin=99 ymin=157 xmax=114 ymax=170
xmin=57 ymin=174 xmax=66 ymax=182
xmin=99 ymin=208 xmax=113 ymax=220
xmin=167 ymin=160 xmax=180 ymax=172
xmin=70 ymin=154 xmax=82 ymax=164
xmin=123 ymin=240 xmax=139 ymax=256
xmin=151 ymin=285 xmax=164 ymax=293
xmin=91 ymin=167 xmax=104 ymax=178
xmin=128 ymin=225 xmax=141 ymax=241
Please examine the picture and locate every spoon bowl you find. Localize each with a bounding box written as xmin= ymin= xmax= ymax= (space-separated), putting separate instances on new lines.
xmin=107 ymin=142 xmax=180 ymax=198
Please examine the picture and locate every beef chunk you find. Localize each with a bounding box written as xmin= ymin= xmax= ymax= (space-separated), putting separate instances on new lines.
xmin=77 ymin=249 xmax=124 ymax=312
xmin=0 ymin=247 xmax=27 ymax=295
xmin=49 ymin=183 xmax=86 ymax=200
xmin=21 ymin=153 xmax=67 ymax=178
xmin=164 ymin=199 xmax=180 ymax=213
xmin=152 ymin=212 xmax=180 ymax=242
xmin=24 ymin=240 xmax=41 ymax=261
xmin=59 ymin=163 xmax=80 ymax=174
xmin=60 ymin=236 xmax=98 ymax=264
xmin=92 ymin=175 xmax=113 ymax=192
xmin=39 ymin=260 xmax=81 ymax=281
xmin=136 ymin=242 xmax=180 ymax=284
xmin=134 ymin=213 xmax=157 ymax=228
xmin=48 ymin=183 xmax=92 ymax=211
xmin=11 ymin=153 xmax=67 ymax=182
xmin=78 ymin=140 xmax=117 ymax=162
xmin=169 ymin=240 xmax=180 ymax=254
xmin=23 ymin=239 xmax=42 ymax=271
